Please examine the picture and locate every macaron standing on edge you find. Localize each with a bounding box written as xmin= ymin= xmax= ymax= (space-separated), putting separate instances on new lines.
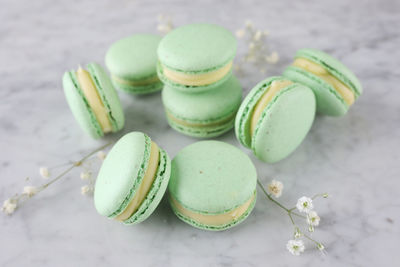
xmin=105 ymin=34 xmax=163 ymax=94
xmin=162 ymin=76 xmax=243 ymax=138
xmin=235 ymin=76 xmax=316 ymax=163
xmin=157 ymin=23 xmax=237 ymax=93
xmin=168 ymin=141 xmax=257 ymax=231
xmin=94 ymin=132 xmax=171 ymax=224
xmin=63 ymin=63 xmax=125 ymax=139
xmin=283 ymin=48 xmax=362 ymax=116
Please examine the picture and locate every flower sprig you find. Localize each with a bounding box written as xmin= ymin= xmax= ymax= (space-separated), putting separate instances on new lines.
xmin=157 ymin=14 xmax=174 ymax=35
xmin=2 ymin=142 xmax=113 ymax=215
xmin=235 ymin=20 xmax=279 ymax=75
xmin=258 ymin=179 xmax=328 ymax=255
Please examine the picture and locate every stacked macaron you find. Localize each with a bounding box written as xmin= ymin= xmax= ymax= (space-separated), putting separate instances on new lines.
xmin=158 ymin=23 xmax=242 ymax=138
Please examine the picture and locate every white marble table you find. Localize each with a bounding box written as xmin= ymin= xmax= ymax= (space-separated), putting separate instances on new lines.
xmin=1 ymin=0 xmax=399 ymax=266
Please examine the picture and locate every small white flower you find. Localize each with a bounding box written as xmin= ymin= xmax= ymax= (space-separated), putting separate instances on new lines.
xmin=235 ymin=29 xmax=245 ymax=38
xmin=296 ymin=196 xmax=314 ymax=213
xmin=23 ymin=186 xmax=38 ymax=197
xmin=308 ymin=225 xmax=314 ymax=232
xmin=80 ymin=171 xmax=91 ymax=180
xmin=294 ymin=227 xmax=302 ymax=238
xmin=286 ymin=239 xmax=305 ymax=256
xmin=317 ymin=243 xmax=325 ymax=251
xmin=39 ymin=167 xmax=50 ymax=179
xmin=245 ymin=20 xmax=253 ymax=28
xmin=253 ymin=30 xmax=262 ymax=41
xmin=267 ymin=179 xmax=284 ymax=198
xmin=265 ymin=51 xmax=279 ymax=64
xmin=307 ymin=210 xmax=320 ymax=226
xmin=81 ymin=185 xmax=92 ymax=195
xmin=97 ymin=151 xmax=106 ymax=161
xmin=2 ymin=199 xmax=17 ymax=215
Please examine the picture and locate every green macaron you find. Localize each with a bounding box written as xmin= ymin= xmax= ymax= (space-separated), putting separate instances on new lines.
xmin=157 ymin=23 xmax=237 ymax=93
xmin=168 ymin=141 xmax=257 ymax=231
xmin=94 ymin=132 xmax=171 ymax=225
xmin=63 ymin=63 xmax=124 ymax=139
xmin=162 ymin=75 xmax=242 ymax=138
xmin=283 ymin=48 xmax=362 ymax=116
xmin=235 ymin=76 xmax=316 ymax=163
xmin=105 ymin=34 xmax=163 ymax=94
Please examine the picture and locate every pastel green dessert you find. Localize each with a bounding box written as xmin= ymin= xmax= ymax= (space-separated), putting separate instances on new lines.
xmin=235 ymin=76 xmax=316 ymax=163
xmin=283 ymin=48 xmax=362 ymax=116
xmin=157 ymin=23 xmax=237 ymax=92
xmin=168 ymin=141 xmax=257 ymax=231
xmin=63 ymin=63 xmax=124 ymax=139
xmin=94 ymin=132 xmax=171 ymax=225
xmin=162 ymin=75 xmax=242 ymax=138
xmin=105 ymin=34 xmax=163 ymax=94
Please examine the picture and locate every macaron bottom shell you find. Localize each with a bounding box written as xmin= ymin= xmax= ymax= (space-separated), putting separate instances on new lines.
xmin=283 ymin=66 xmax=348 ymax=116
xmin=165 ymin=112 xmax=236 ymax=138
xmin=169 ymin=192 xmax=256 ymax=231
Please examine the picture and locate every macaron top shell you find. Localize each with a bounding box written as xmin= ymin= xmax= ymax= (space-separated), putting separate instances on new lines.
xmin=94 ymin=132 xmax=151 ymax=217
xmin=296 ymin=48 xmax=362 ymax=97
xmin=251 ymin=84 xmax=316 ymax=163
xmin=169 ymin=141 xmax=257 ymax=214
xmin=105 ymin=34 xmax=161 ymax=80
xmin=63 ymin=63 xmax=124 ymax=139
xmin=158 ymin=23 xmax=237 ymax=73
xmin=162 ymin=76 xmax=242 ymax=124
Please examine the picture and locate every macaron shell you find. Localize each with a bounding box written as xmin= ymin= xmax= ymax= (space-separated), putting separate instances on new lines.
xmin=168 ymin=141 xmax=257 ymax=214
xmin=234 ymin=77 xmax=280 ymax=148
xmin=123 ymin=148 xmax=171 ymax=224
xmin=113 ymin=80 xmax=163 ymax=95
xmin=157 ymin=62 xmax=233 ymax=93
xmin=87 ymin=63 xmax=125 ymax=131
xmin=296 ymin=48 xmax=362 ymax=96
xmin=169 ymin=192 xmax=256 ymax=231
xmin=284 ymin=66 xmax=348 ymax=116
xmin=63 ymin=71 xmax=103 ymax=139
xmin=157 ymin=23 xmax=237 ymax=72
xmin=105 ymin=34 xmax=161 ymax=81
xmin=252 ymin=84 xmax=316 ymax=163
xmin=94 ymin=132 xmax=151 ymax=217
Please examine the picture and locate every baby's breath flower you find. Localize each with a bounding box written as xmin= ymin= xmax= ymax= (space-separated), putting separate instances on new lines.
xmin=296 ymin=196 xmax=314 ymax=213
xmin=294 ymin=227 xmax=302 ymax=238
xmin=97 ymin=151 xmax=106 ymax=161
xmin=307 ymin=210 xmax=320 ymax=226
xmin=23 ymin=186 xmax=38 ymax=197
xmin=39 ymin=167 xmax=50 ymax=179
xmin=80 ymin=171 xmax=91 ymax=180
xmin=308 ymin=225 xmax=315 ymax=232
xmin=322 ymin=193 xmax=329 ymax=198
xmin=235 ymin=29 xmax=245 ymax=38
xmin=267 ymin=179 xmax=283 ymax=198
xmin=2 ymin=199 xmax=17 ymax=215
xmin=245 ymin=20 xmax=253 ymax=29
xmin=265 ymin=51 xmax=279 ymax=64
xmin=253 ymin=30 xmax=262 ymax=41
xmin=286 ymin=239 xmax=305 ymax=256
xmin=81 ymin=185 xmax=92 ymax=196
xmin=317 ymin=243 xmax=325 ymax=251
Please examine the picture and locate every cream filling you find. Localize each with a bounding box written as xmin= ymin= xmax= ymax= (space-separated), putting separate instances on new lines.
xmin=112 ymin=75 xmax=160 ymax=86
xmin=171 ymin=193 xmax=255 ymax=226
xmin=76 ymin=67 xmax=112 ymax=133
xmin=115 ymin=142 xmax=160 ymax=221
xmin=250 ymin=80 xmax=293 ymax=135
xmin=166 ymin=110 xmax=235 ymax=128
xmin=292 ymin=58 xmax=355 ymax=106
xmin=162 ymin=61 xmax=233 ymax=86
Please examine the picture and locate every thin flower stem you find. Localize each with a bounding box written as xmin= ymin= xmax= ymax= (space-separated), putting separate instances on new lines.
xmin=303 ymin=233 xmax=321 ymax=246
xmin=257 ymin=179 xmax=306 ymax=219
xmin=312 ymin=193 xmax=328 ymax=200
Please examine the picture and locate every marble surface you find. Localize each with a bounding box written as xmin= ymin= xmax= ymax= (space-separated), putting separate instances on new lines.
xmin=1 ymin=0 xmax=399 ymax=266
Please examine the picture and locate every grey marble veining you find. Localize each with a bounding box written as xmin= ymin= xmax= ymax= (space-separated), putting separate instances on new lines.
xmin=1 ymin=0 xmax=400 ymax=266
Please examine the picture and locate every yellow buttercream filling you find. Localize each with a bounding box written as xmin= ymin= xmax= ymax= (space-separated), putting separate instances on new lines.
xmin=171 ymin=193 xmax=255 ymax=226
xmin=162 ymin=61 xmax=233 ymax=86
xmin=112 ymin=75 xmax=160 ymax=86
xmin=292 ymin=58 xmax=355 ymax=106
xmin=250 ymin=80 xmax=293 ymax=135
xmin=76 ymin=67 xmax=112 ymax=133
xmin=166 ymin=110 xmax=235 ymax=128
xmin=115 ymin=142 xmax=160 ymax=221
